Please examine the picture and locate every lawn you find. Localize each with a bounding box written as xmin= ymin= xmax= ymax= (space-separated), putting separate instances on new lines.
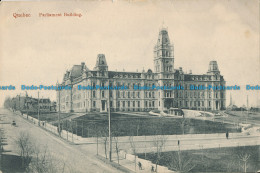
xmin=227 ymin=111 xmax=260 ymax=122
xmin=54 ymin=112 xmax=241 ymax=137
xmin=27 ymin=112 xmax=73 ymax=122
xmin=138 ymin=145 xmax=260 ymax=172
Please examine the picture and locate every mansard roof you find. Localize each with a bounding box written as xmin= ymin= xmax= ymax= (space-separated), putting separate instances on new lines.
xmin=62 ymin=62 xmax=89 ymax=82
xmin=70 ymin=65 xmax=82 ymax=78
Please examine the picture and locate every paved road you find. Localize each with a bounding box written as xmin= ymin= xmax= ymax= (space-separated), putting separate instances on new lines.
xmin=84 ymin=133 xmax=260 ymax=155
xmin=0 ymin=108 xmax=122 ymax=173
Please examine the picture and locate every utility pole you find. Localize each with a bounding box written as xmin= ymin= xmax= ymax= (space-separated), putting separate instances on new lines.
xmin=82 ymin=121 xmax=84 ymax=137
xmin=26 ymin=91 xmax=28 ymax=119
xmin=76 ymin=121 xmax=78 ymax=139
xmin=58 ymin=85 xmax=61 ymax=136
xmin=108 ymin=81 xmax=112 ymax=162
xmin=246 ymin=95 xmax=249 ymax=123
xmin=38 ymin=91 xmax=40 ymax=126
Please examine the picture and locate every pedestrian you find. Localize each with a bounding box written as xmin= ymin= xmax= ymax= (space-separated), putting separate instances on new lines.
xmin=138 ymin=161 xmax=142 ymax=170
xmin=226 ymin=131 xmax=229 ymax=139
xmin=178 ymin=140 xmax=180 ymax=146
xmin=151 ymin=165 xmax=155 ymax=172
xmin=227 ymin=131 xmax=229 ymax=139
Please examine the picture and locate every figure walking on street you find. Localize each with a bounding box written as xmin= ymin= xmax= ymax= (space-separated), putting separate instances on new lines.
xmin=226 ymin=131 xmax=229 ymax=139
xmin=151 ymin=165 xmax=155 ymax=172
xmin=138 ymin=161 xmax=142 ymax=170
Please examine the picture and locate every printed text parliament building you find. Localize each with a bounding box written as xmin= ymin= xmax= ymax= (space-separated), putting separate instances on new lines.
xmin=57 ymin=28 xmax=226 ymax=113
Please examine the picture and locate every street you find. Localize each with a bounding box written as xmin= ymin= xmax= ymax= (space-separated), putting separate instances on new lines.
xmin=0 ymin=108 xmax=122 ymax=173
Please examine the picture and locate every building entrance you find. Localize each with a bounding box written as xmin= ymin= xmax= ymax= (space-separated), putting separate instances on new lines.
xmin=101 ymin=100 xmax=106 ymax=112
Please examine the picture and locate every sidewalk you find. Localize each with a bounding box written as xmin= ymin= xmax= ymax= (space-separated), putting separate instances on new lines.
xmin=15 ymin=111 xmax=260 ymax=173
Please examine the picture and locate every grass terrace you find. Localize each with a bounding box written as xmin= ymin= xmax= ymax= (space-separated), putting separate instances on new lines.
xmin=53 ymin=112 xmax=241 ymax=137
xmin=138 ymin=145 xmax=260 ymax=172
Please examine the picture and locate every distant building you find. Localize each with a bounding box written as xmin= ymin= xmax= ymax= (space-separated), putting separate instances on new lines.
xmin=50 ymin=101 xmax=57 ymax=112
xmin=9 ymin=94 xmax=54 ymax=113
xmin=226 ymin=104 xmax=238 ymax=111
xmin=57 ymin=27 xmax=226 ymax=113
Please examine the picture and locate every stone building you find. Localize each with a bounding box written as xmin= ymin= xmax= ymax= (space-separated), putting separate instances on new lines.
xmin=10 ymin=94 xmax=52 ymax=113
xmin=57 ymin=28 xmax=226 ymax=113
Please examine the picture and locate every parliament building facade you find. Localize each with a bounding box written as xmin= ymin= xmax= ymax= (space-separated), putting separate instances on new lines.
xmin=57 ymin=28 xmax=226 ymax=113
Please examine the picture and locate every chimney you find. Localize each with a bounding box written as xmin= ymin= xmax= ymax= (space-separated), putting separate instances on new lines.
xmin=81 ymin=62 xmax=85 ymax=69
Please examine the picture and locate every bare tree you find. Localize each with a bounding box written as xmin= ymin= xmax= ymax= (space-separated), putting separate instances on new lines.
xmin=92 ymin=124 xmax=101 ymax=156
xmin=0 ymin=129 xmax=5 ymax=170
xmin=237 ymin=152 xmax=251 ymax=173
xmin=152 ymin=135 xmax=167 ymax=173
xmin=113 ymin=136 xmax=120 ymax=164
xmin=27 ymin=145 xmax=66 ymax=173
xmin=112 ymin=123 xmax=122 ymax=164
xmin=136 ymin=118 xmax=141 ymax=136
xmin=129 ymin=136 xmax=137 ymax=172
xmin=169 ymin=146 xmax=196 ymax=172
xmin=178 ymin=116 xmax=190 ymax=135
xmin=15 ymin=131 xmax=35 ymax=168
xmin=15 ymin=131 xmax=67 ymax=173
xmin=100 ymin=126 xmax=108 ymax=159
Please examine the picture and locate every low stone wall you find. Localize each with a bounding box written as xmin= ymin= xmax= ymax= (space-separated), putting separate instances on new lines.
xmin=121 ymin=150 xmax=175 ymax=173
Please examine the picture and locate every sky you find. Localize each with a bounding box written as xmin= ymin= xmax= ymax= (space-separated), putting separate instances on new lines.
xmin=0 ymin=0 xmax=259 ymax=107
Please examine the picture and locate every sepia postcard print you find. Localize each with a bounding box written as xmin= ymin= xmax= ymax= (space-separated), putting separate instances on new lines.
xmin=0 ymin=0 xmax=259 ymax=172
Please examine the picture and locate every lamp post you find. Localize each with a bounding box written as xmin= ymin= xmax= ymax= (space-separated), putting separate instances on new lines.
xmin=38 ymin=91 xmax=40 ymax=126
xmin=108 ymin=80 xmax=112 ymax=162
xmin=57 ymin=82 xmax=61 ymax=136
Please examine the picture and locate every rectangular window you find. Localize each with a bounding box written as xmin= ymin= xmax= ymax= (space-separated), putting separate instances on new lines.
xmin=93 ymin=101 xmax=96 ymax=107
